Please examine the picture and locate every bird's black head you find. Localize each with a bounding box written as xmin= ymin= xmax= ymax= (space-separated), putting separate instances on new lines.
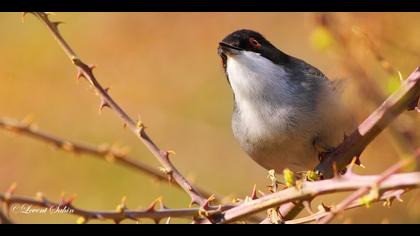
xmin=218 ymin=29 xmax=290 ymax=65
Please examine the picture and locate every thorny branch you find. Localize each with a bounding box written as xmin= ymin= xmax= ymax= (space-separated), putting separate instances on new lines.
xmin=0 ymin=192 xmax=212 ymax=224
xmin=2 ymin=13 xmax=417 ymax=223
xmin=318 ymin=149 xmax=420 ymax=224
xmin=208 ymin=171 xmax=420 ymax=224
xmin=314 ymin=13 xmax=420 ymax=155
xmin=28 ymin=12 xmax=208 ymax=206
xmin=1 ymin=171 xmax=418 ymax=224
xmin=315 ymin=67 xmax=420 ymax=178
xmin=0 ymin=118 xmax=214 ymax=199
xmin=284 ymin=189 xmax=407 ymax=224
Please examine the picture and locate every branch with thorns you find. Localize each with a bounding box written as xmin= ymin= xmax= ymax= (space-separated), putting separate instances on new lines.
xmin=0 ymin=191 xmax=217 ymax=224
xmin=0 ymin=12 xmax=418 ymax=224
xmin=0 ymin=117 xmax=215 ymax=200
xmin=1 ymin=169 xmax=418 ymax=224
xmin=26 ymin=12 xmax=208 ymax=207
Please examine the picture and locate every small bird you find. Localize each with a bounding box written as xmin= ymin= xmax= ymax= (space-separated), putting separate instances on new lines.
xmin=218 ymin=29 xmax=352 ymax=174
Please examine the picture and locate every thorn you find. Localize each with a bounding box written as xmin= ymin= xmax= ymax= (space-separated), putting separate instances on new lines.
xmin=250 ymin=184 xmax=258 ymax=200
xmin=200 ymin=195 xmax=216 ymax=211
xmin=116 ymin=196 xmax=127 ymax=213
xmin=88 ymin=64 xmax=96 ymax=71
xmin=354 ymin=155 xmax=365 ymax=168
xmin=318 ymin=202 xmax=332 ymax=212
xmin=346 ymin=157 xmax=358 ymax=175
xmin=5 ymin=182 xmax=17 ymax=199
xmin=51 ymin=21 xmax=64 ymax=29
xmin=166 ymin=150 xmax=176 ymax=156
xmin=159 ymin=201 xmax=168 ymax=211
xmin=165 ymin=217 xmax=171 ymax=224
xmin=123 ymin=123 xmax=127 ymax=129
xmin=153 ymin=218 xmax=161 ymax=224
xmin=76 ymin=69 xmax=85 ymax=81
xmin=99 ymin=99 xmax=111 ymax=113
xmin=146 ymin=197 xmax=163 ymax=212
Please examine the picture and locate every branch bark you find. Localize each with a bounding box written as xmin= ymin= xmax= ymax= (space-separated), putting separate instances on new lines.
xmin=0 ymin=193 xmax=207 ymax=224
xmin=315 ymin=67 xmax=420 ymax=178
xmin=29 ymin=12 xmax=208 ymax=206
xmin=0 ymin=117 xmax=214 ymax=199
xmin=209 ymin=172 xmax=420 ymax=224
xmin=318 ymin=149 xmax=420 ymax=223
xmin=285 ymin=189 xmax=407 ymax=224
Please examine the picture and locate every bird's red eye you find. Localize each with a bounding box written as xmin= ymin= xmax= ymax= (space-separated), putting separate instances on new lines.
xmin=249 ymin=37 xmax=261 ymax=48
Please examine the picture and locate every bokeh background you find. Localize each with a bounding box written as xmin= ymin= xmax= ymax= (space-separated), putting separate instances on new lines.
xmin=0 ymin=12 xmax=419 ymax=224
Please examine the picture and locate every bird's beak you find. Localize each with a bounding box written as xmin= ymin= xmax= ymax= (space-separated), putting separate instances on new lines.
xmin=218 ymin=42 xmax=242 ymax=57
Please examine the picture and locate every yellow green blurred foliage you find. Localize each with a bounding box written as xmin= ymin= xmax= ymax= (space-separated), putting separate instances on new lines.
xmin=0 ymin=12 xmax=419 ymax=223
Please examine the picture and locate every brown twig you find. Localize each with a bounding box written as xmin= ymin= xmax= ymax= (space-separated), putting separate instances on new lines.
xmin=285 ymin=189 xmax=407 ymax=224
xmin=319 ymin=149 xmax=419 ymax=224
xmin=2 ymin=171 xmax=418 ymax=224
xmin=0 ymin=192 xmax=212 ymax=224
xmin=315 ymin=13 xmax=420 ymax=158
xmin=0 ymin=117 xmax=214 ymax=199
xmin=28 ymin=12 xmax=208 ymax=206
xmin=208 ymin=171 xmax=420 ymax=224
xmin=315 ymin=67 xmax=420 ymax=178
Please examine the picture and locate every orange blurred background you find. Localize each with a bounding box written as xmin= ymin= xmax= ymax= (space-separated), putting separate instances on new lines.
xmin=0 ymin=12 xmax=419 ymax=223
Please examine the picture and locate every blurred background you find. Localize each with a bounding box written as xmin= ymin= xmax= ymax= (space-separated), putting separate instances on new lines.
xmin=0 ymin=12 xmax=419 ymax=224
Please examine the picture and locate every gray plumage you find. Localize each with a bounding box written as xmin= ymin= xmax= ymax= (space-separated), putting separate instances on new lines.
xmin=219 ymin=29 xmax=352 ymax=173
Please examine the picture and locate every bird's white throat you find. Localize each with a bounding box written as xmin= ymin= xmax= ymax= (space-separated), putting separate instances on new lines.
xmin=226 ymin=51 xmax=289 ymax=100
xmin=226 ymin=51 xmax=292 ymax=140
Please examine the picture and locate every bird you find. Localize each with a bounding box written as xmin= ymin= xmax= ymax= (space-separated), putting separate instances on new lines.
xmin=217 ymin=29 xmax=353 ymax=175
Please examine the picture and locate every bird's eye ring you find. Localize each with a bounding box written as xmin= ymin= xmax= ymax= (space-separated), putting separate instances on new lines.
xmin=249 ymin=37 xmax=261 ymax=48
